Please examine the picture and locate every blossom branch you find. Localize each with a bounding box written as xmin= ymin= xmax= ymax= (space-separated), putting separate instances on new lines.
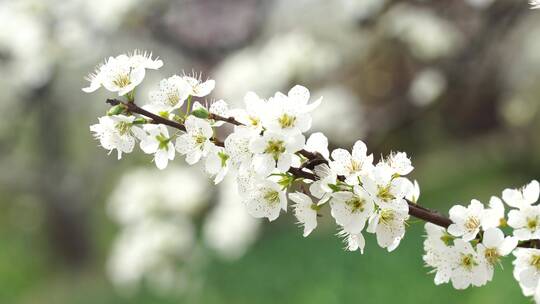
xmin=86 ymin=48 xmax=540 ymax=303
xmin=106 ymin=98 xmax=186 ymax=131
xmin=103 ymin=98 xmax=459 ymax=232
xmin=103 ymin=98 xmax=540 ymax=250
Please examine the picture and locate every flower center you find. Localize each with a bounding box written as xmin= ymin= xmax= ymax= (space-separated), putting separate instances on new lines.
xmin=218 ymin=151 xmax=229 ymax=167
xmin=460 ymin=253 xmax=478 ymax=271
xmin=167 ymin=93 xmax=180 ymax=106
xmin=464 ymin=216 xmax=480 ymax=231
xmin=349 ymin=160 xmax=362 ymax=172
xmin=346 ymin=196 xmax=365 ymax=213
xmin=264 ymin=189 xmax=280 ymax=205
xmin=115 ymin=121 xmax=131 ymax=135
xmin=156 ymin=134 xmax=170 ymax=150
xmin=278 ymin=114 xmax=296 ymax=129
xmin=113 ymin=73 xmax=132 ymax=88
xmin=249 ymin=116 xmax=260 ymax=127
xmin=377 ymin=185 xmax=395 ymax=202
xmin=484 ymin=248 xmax=500 ymax=265
xmin=380 ymin=209 xmax=394 ymax=224
xmin=527 ymin=217 xmax=538 ymax=231
xmin=195 ymin=134 xmax=207 ymax=146
xmin=191 ymin=84 xmax=200 ymax=95
xmin=264 ymin=140 xmax=286 ymax=160
xmin=531 ymin=255 xmax=540 ymax=270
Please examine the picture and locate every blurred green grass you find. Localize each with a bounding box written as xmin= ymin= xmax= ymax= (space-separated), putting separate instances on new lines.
xmin=0 ymin=141 xmax=535 ymax=304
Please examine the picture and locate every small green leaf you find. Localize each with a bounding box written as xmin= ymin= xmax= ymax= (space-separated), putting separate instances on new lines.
xmin=107 ymin=104 xmax=125 ymax=116
xmin=192 ymin=108 xmax=209 ymax=119
xmin=133 ymin=117 xmax=147 ymax=124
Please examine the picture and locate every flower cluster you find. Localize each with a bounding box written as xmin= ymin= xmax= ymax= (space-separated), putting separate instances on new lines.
xmin=86 ymin=51 xmax=540 ymax=303
xmin=423 ymin=181 xmax=539 ymax=300
xmin=86 ymin=50 xmax=418 ymax=254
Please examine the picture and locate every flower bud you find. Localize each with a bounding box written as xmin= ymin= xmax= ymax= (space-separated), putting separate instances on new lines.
xmin=107 ymin=104 xmax=125 ymax=116
xmin=191 ymin=107 xmax=209 ymax=119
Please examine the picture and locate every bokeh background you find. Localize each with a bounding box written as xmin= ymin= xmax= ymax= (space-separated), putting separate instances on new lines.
xmin=1 ymin=0 xmax=540 ymax=303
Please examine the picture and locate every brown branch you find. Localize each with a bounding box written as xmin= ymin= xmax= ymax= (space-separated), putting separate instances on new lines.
xmin=106 ymin=99 xmax=186 ymax=131
xmin=209 ymin=113 xmax=242 ymax=126
xmin=408 ymin=203 xmax=452 ymax=228
xmin=103 ymin=98 xmax=540 ymax=248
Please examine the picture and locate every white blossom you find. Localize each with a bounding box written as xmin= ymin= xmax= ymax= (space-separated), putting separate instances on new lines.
xmin=423 ymin=223 xmax=455 ymax=285
xmin=330 ymin=140 xmax=373 ymax=184
xmin=477 ymin=228 xmax=517 ymax=280
xmin=141 ymin=103 xmax=175 ymax=119
xmin=83 ymin=51 xmax=162 ymax=96
xmin=183 ymin=75 xmax=215 ymax=97
xmin=309 ymin=164 xmax=338 ymax=203
xmin=289 ymin=192 xmax=318 ymax=237
xmin=235 ymin=167 xmax=259 ymax=199
xmin=405 ymin=179 xmax=421 ymax=204
xmin=513 ymin=248 xmax=540 ymax=302
xmin=361 ymin=163 xmax=409 ymax=209
xmin=447 ymin=199 xmax=485 ymax=242
xmin=531 ymin=1 xmax=540 ymax=9
xmin=449 ymin=239 xmax=490 ymax=289
xmin=175 ymin=116 xmax=215 ymax=165
xmin=367 ymin=202 xmax=409 ymax=252
xmin=90 ymin=115 xmax=142 ymax=159
xmin=330 ymin=186 xmax=375 ymax=234
xmin=249 ymin=131 xmax=305 ymax=176
xmin=137 ymin=124 xmax=175 ymax=170
xmin=243 ymin=179 xmax=287 ymax=221
xmin=481 ymin=196 xmax=506 ymax=230
xmin=503 ymin=180 xmax=539 ymax=209
xmin=205 ymin=146 xmax=230 ymax=184
xmin=262 ymin=85 xmax=321 ymax=136
xmin=149 ymin=75 xmax=191 ymax=110
xmin=508 ymin=205 xmax=540 ymax=241
xmin=224 ymin=126 xmax=257 ymax=170
xmin=304 ymin=132 xmax=329 ymax=160
xmin=385 ymin=152 xmax=413 ymax=176
xmin=229 ymin=92 xmax=267 ymax=131
xmin=338 ymin=230 xmax=366 ymax=254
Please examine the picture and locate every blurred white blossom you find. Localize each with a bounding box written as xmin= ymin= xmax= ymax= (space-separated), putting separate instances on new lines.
xmin=409 ymin=68 xmax=447 ymax=107
xmin=465 ymin=0 xmax=496 ymax=9
xmin=311 ymin=86 xmax=366 ymax=146
xmin=107 ymin=217 xmax=195 ymax=292
xmin=214 ymin=32 xmax=340 ymax=102
xmin=0 ymin=1 xmax=52 ymax=90
xmin=384 ymin=4 xmax=464 ymax=61
xmin=203 ymin=177 xmax=261 ymax=260
xmin=108 ymin=166 xmax=211 ymax=224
